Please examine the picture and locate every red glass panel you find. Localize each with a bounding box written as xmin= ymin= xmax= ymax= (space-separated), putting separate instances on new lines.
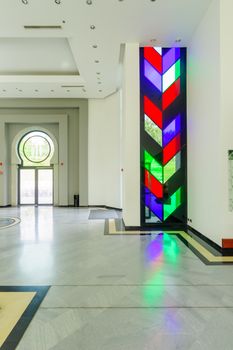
xmin=162 ymin=78 xmax=180 ymax=110
xmin=144 ymin=96 xmax=162 ymax=129
xmin=163 ymin=134 xmax=181 ymax=165
xmin=145 ymin=169 xmax=163 ymax=198
xmin=144 ymin=47 xmax=162 ymax=73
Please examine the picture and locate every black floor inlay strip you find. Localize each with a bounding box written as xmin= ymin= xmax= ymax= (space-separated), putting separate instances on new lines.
xmin=0 ymin=286 xmax=50 ymax=350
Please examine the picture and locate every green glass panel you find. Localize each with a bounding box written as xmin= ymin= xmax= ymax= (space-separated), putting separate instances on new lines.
xmin=175 ymin=59 xmax=181 ymax=80
xmin=163 ymin=152 xmax=181 ymax=183
xmin=144 ymin=150 xmax=163 ymax=183
xmin=144 ymin=114 xmax=162 ymax=146
xmin=163 ymin=187 xmax=182 ymax=220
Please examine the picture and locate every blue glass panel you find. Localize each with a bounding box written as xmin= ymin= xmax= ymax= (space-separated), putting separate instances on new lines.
xmin=163 ymin=115 xmax=181 ymax=147
xmin=144 ymin=59 xmax=162 ymax=92
xmin=144 ymin=186 xmax=163 ymax=220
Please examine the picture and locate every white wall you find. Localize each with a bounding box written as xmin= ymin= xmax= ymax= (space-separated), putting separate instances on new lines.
xmin=188 ymin=0 xmax=223 ymax=245
xmin=219 ymin=0 xmax=233 ymax=238
xmin=88 ymin=91 xmax=122 ymax=208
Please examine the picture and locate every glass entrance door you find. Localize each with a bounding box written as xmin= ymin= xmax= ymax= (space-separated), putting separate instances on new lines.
xmin=19 ymin=168 xmax=53 ymax=205
xmin=19 ymin=169 xmax=36 ymax=204
xmin=38 ymin=169 xmax=53 ymax=205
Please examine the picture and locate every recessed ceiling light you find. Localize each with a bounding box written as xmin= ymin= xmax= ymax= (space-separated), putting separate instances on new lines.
xmin=90 ymin=25 xmax=95 ymax=30
xmin=92 ymin=45 xmax=98 ymax=48
xmin=175 ymin=38 xmax=182 ymax=42
xmin=22 ymin=0 xmax=28 ymax=4
xmin=55 ymin=0 xmax=61 ymax=4
xmin=86 ymin=0 xmax=92 ymax=4
xmin=95 ymin=60 xmax=99 ymax=63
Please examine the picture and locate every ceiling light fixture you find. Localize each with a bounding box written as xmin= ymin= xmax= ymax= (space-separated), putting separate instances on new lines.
xmin=86 ymin=0 xmax=92 ymax=4
xmin=90 ymin=25 xmax=95 ymax=30
xmin=22 ymin=0 xmax=28 ymax=4
xmin=55 ymin=0 xmax=61 ymax=4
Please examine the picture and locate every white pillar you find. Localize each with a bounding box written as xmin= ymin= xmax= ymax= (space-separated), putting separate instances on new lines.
xmin=122 ymin=43 xmax=140 ymax=227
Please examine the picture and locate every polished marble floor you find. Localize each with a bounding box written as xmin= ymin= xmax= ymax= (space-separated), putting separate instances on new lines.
xmin=0 ymin=206 xmax=233 ymax=349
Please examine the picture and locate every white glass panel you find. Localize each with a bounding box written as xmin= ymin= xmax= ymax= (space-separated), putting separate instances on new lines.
xmin=20 ymin=169 xmax=35 ymax=204
xmin=38 ymin=169 xmax=53 ymax=205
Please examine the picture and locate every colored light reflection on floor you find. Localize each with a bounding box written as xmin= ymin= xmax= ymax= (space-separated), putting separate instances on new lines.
xmin=144 ymin=233 xmax=180 ymax=306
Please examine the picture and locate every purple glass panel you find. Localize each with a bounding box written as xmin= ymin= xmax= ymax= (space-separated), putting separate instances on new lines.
xmin=163 ymin=48 xmax=180 ymax=74
xmin=163 ymin=114 xmax=181 ymax=146
xmin=145 ymin=186 xmax=163 ymax=220
xmin=144 ymin=59 xmax=162 ymax=92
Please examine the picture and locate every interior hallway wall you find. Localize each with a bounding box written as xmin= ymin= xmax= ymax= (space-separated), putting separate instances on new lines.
xmin=88 ymin=91 xmax=122 ymax=208
xmin=187 ymin=0 xmax=222 ymax=244
xmin=0 ymin=99 xmax=88 ymax=206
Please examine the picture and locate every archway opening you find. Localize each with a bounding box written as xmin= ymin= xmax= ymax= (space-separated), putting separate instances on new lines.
xmin=18 ymin=131 xmax=55 ymax=205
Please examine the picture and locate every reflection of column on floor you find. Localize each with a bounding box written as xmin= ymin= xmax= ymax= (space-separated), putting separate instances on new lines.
xmin=228 ymin=151 xmax=233 ymax=211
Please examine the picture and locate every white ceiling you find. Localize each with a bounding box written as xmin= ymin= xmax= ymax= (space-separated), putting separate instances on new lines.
xmin=0 ymin=0 xmax=212 ymax=99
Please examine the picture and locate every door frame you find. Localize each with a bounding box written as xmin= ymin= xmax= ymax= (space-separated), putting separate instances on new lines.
xmin=18 ymin=166 xmax=54 ymax=206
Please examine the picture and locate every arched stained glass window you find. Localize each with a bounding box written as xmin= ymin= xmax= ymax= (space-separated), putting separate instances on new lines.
xmin=18 ymin=131 xmax=54 ymax=167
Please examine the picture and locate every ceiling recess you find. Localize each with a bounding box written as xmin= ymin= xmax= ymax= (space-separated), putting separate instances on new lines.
xmin=24 ymin=25 xmax=62 ymax=30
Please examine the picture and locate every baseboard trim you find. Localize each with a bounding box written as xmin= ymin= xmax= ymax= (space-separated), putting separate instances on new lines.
xmin=0 ymin=205 xmax=12 ymax=208
xmin=187 ymin=225 xmax=222 ymax=253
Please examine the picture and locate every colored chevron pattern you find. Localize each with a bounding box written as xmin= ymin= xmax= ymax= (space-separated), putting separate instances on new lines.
xmin=141 ymin=47 xmax=186 ymax=223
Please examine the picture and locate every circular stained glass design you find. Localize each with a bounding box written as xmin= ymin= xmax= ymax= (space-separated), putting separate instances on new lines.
xmin=23 ymin=136 xmax=51 ymax=163
xmin=18 ymin=131 xmax=54 ymax=167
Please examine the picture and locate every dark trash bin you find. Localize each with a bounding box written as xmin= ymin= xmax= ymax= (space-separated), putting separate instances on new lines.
xmin=74 ymin=194 xmax=79 ymax=207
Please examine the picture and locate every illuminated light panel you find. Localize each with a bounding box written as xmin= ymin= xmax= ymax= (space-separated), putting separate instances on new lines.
xmin=144 ymin=114 xmax=162 ymax=146
xmin=163 ymin=115 xmax=181 ymax=147
xmin=144 ymin=187 xmax=163 ymax=220
xmin=162 ymin=78 xmax=180 ymax=110
xmin=144 ymin=59 xmax=162 ymax=92
xmin=144 ymin=150 xmax=163 ymax=183
xmin=144 ymin=47 xmax=162 ymax=73
xmin=163 ymin=47 xmax=180 ymax=74
xmin=144 ymin=96 xmax=162 ymax=129
xmin=163 ymin=134 xmax=181 ymax=165
xmin=164 ymin=153 xmax=181 ymax=183
xmin=163 ymin=187 xmax=182 ymax=220
xmin=162 ymin=59 xmax=180 ymax=92
xmin=145 ymin=169 xmax=163 ymax=198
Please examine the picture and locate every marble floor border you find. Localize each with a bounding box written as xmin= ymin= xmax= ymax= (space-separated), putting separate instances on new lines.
xmin=105 ymin=219 xmax=233 ymax=265
xmin=0 ymin=286 xmax=50 ymax=350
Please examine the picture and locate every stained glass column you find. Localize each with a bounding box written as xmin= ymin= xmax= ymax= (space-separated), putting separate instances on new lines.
xmin=140 ymin=47 xmax=187 ymax=226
